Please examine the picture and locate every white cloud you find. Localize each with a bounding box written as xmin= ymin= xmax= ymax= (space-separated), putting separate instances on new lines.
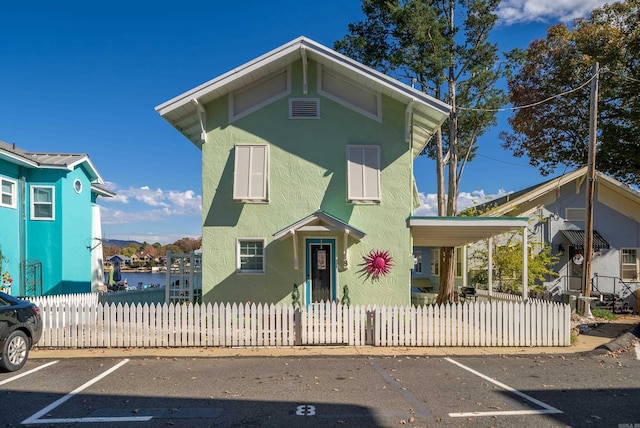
xmin=498 ymin=0 xmax=618 ymax=25
xmin=414 ymin=189 xmax=510 ymax=216
xmin=99 ymin=184 xmax=202 ymax=224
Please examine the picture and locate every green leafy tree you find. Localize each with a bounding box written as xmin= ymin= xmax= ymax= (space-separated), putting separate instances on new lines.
xmin=122 ymin=244 xmax=138 ymax=257
xmin=336 ymin=0 xmax=508 ymax=303
xmin=469 ymin=229 xmax=560 ymax=295
xmin=501 ymin=0 xmax=640 ymax=186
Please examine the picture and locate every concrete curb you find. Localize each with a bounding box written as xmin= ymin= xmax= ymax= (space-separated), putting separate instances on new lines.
xmin=590 ymin=322 xmax=640 ymax=355
xmin=29 ymin=320 xmax=640 ymax=360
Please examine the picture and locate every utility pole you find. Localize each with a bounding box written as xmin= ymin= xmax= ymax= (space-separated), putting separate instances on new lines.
xmin=582 ymin=62 xmax=599 ymax=317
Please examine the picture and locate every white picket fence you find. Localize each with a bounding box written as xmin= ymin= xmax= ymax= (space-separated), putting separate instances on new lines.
xmin=32 ymin=298 xmax=571 ymax=348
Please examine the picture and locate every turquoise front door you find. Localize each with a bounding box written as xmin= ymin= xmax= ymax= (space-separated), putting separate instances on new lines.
xmin=305 ymin=238 xmax=336 ymax=305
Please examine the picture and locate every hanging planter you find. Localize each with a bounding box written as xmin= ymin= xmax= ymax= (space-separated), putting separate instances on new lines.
xmin=363 ymin=249 xmax=394 ymax=279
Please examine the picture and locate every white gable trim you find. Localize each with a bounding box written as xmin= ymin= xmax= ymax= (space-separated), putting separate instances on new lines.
xmin=155 ymin=37 xmax=450 ymax=149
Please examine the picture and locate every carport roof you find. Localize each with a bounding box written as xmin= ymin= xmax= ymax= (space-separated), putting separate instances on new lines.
xmin=410 ymin=216 xmax=529 ymax=247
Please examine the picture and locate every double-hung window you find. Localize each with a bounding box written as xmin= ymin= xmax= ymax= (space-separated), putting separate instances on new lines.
xmin=346 ymin=145 xmax=380 ymax=202
xmin=414 ymin=250 xmax=423 ymax=274
xmin=1 ymin=178 xmax=16 ymax=209
xmin=621 ymin=249 xmax=639 ymax=281
xmin=430 ymin=249 xmax=440 ymax=275
xmin=237 ymin=239 xmax=265 ymax=273
xmin=430 ymin=247 xmax=464 ymax=277
xmin=31 ymin=186 xmax=55 ymax=220
xmin=234 ymin=144 xmax=268 ymax=202
xmin=455 ymin=247 xmax=464 ymax=278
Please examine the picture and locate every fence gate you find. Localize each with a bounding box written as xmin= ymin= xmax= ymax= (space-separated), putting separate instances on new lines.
xmin=165 ymin=250 xmax=202 ymax=304
xmin=20 ymin=258 xmax=42 ymax=297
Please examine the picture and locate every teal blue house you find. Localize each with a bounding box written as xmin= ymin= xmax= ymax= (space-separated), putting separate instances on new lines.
xmin=0 ymin=141 xmax=114 ymax=296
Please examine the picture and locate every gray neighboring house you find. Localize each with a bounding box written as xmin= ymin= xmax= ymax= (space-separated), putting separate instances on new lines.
xmin=477 ymin=166 xmax=640 ymax=312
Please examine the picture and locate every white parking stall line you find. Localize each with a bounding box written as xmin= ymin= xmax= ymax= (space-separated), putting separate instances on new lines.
xmin=635 ymin=343 xmax=640 ymax=360
xmin=0 ymin=361 xmax=59 ymax=386
xmin=445 ymin=357 xmax=563 ymax=418
xmin=21 ymin=359 xmax=152 ymax=425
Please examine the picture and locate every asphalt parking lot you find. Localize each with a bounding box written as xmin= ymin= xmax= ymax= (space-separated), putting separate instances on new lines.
xmin=3 ymin=348 xmax=639 ymax=427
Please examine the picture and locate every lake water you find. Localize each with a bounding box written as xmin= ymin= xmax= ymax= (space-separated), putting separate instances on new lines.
xmin=105 ymin=271 xmax=167 ymax=288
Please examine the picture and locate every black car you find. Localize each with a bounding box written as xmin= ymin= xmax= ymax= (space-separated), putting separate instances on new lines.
xmin=0 ymin=292 xmax=42 ymax=371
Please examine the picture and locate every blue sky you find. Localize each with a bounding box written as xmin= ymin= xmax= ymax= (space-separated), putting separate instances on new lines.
xmin=0 ymin=1 xmax=615 ymax=244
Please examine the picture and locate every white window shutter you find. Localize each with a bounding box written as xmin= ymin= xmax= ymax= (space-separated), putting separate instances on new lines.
xmin=234 ymin=145 xmax=268 ymax=201
xmin=347 ymin=145 xmax=380 ymax=201
xmin=362 ymin=146 xmax=380 ymax=199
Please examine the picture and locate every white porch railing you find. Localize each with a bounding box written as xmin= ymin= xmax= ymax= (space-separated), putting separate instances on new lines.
xmin=475 ymin=289 xmax=525 ymax=301
xmin=32 ymin=298 xmax=571 ymax=348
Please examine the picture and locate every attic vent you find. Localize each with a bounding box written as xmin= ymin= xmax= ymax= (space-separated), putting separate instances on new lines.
xmin=289 ymin=98 xmax=320 ymax=118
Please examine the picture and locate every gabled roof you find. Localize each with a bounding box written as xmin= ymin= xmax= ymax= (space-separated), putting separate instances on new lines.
xmin=273 ymin=210 xmax=365 ymax=241
xmin=155 ymin=36 xmax=451 ymax=156
xmin=0 ymin=141 xmax=108 ymax=189
xmin=475 ymin=167 xmax=640 ymax=222
xmin=91 ymin=183 xmax=116 ymax=198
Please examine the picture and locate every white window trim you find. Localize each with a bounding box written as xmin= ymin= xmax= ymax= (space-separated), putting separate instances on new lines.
xmin=233 ymin=144 xmax=269 ymax=202
xmin=73 ymin=179 xmax=83 ymax=194
xmin=30 ymin=185 xmax=55 ymax=221
xmin=318 ymin=66 xmax=382 ymax=122
xmin=620 ymin=248 xmax=639 ymax=281
xmin=346 ymin=145 xmax=381 ymax=203
xmin=229 ymin=66 xmax=291 ymax=123
xmin=0 ymin=177 xmax=17 ymax=209
xmin=237 ymin=238 xmax=266 ymax=274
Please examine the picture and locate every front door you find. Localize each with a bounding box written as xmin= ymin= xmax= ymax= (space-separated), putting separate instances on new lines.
xmin=568 ymin=246 xmax=584 ymax=291
xmin=305 ymin=239 xmax=335 ymax=305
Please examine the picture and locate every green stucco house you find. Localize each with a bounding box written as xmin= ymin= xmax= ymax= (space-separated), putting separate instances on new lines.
xmin=156 ymin=36 xmax=453 ymax=306
xmin=0 ymin=141 xmax=114 ymax=296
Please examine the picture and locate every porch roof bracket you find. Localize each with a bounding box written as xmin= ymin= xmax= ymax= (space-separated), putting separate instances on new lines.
xmin=405 ymin=99 xmax=417 ymax=143
xmin=192 ymin=99 xmax=206 ymax=142
xmin=290 ymin=229 xmax=299 ymax=270
xmin=300 ymin=46 xmax=308 ymax=94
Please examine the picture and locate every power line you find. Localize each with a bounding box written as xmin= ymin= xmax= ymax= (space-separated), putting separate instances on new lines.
xmin=475 ymin=153 xmax=537 ymax=167
xmin=459 ymin=70 xmax=600 ymax=112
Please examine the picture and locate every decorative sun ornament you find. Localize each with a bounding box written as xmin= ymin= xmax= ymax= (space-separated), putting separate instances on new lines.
xmin=364 ymin=249 xmax=394 ymax=279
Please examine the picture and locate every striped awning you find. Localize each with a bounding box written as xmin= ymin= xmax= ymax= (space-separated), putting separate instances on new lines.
xmin=560 ymin=230 xmax=610 ymax=250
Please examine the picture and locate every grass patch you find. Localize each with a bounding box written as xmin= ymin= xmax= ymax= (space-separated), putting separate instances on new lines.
xmin=591 ymin=308 xmax=618 ymax=321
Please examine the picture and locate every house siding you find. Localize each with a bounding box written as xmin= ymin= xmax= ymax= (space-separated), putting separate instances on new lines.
xmin=201 ymin=59 xmax=413 ymax=306
xmin=497 ymin=177 xmax=640 ymax=299
xmin=0 ymin=163 xmax=21 ymax=291
xmin=24 ymin=167 xmax=92 ymax=294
